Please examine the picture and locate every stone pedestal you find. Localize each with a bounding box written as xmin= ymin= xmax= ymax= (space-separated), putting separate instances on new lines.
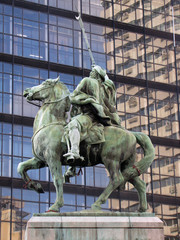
xmin=25 ymin=212 xmax=164 ymax=240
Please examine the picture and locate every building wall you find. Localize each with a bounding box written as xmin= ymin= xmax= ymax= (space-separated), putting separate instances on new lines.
xmin=0 ymin=0 xmax=179 ymax=239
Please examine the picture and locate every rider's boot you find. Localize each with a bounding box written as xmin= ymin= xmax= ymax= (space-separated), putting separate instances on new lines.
xmin=63 ymin=128 xmax=84 ymax=163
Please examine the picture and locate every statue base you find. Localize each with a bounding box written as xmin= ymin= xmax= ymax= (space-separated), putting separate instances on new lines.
xmin=25 ymin=211 xmax=164 ymax=240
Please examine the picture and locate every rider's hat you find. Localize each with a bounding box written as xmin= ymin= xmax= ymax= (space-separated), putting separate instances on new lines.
xmin=93 ymin=65 xmax=108 ymax=81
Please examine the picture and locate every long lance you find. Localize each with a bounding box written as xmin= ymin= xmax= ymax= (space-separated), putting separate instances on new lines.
xmin=75 ymin=12 xmax=96 ymax=67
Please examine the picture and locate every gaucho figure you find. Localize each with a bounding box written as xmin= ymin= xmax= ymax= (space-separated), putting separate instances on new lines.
xmin=63 ymin=65 xmax=121 ymax=163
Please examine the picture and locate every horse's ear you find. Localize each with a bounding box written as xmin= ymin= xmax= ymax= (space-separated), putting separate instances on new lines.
xmin=51 ymin=76 xmax=60 ymax=85
xmin=55 ymin=76 xmax=60 ymax=83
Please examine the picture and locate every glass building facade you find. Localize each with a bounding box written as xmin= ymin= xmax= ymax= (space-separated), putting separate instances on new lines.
xmin=0 ymin=0 xmax=180 ymax=239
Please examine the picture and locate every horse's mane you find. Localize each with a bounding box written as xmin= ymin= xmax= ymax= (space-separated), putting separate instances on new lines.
xmin=56 ymin=81 xmax=70 ymax=96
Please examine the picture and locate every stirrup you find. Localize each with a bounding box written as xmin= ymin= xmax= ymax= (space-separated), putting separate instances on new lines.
xmin=63 ymin=152 xmax=84 ymax=163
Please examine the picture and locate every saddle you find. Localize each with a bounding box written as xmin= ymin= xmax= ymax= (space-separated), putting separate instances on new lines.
xmin=64 ymin=142 xmax=102 ymax=167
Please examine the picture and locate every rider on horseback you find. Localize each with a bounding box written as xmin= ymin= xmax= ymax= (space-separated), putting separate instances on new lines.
xmin=63 ymin=65 xmax=121 ymax=162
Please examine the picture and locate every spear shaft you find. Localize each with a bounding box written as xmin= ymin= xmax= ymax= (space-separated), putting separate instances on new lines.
xmin=75 ymin=13 xmax=96 ymax=66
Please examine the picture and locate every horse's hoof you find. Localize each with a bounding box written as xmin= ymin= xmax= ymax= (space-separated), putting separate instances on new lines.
xmin=138 ymin=207 xmax=147 ymax=213
xmin=64 ymin=175 xmax=70 ymax=183
xmin=29 ymin=182 xmax=45 ymax=193
xmin=91 ymin=204 xmax=101 ymax=211
xmin=37 ymin=187 xmax=45 ymax=193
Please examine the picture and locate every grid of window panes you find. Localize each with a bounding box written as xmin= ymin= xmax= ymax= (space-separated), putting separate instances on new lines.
xmin=0 ymin=0 xmax=180 ymax=239
xmin=116 ymin=83 xmax=179 ymax=139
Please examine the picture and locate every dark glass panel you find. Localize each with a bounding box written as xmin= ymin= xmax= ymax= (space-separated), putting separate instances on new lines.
xmin=40 ymin=203 xmax=49 ymax=213
xmin=23 ymin=38 xmax=39 ymax=59
xmin=23 ymin=126 xmax=33 ymax=138
xmin=40 ymin=167 xmax=49 ymax=181
xmin=22 ymin=138 xmax=33 ymax=158
xmin=4 ymin=4 xmax=12 ymax=16
xmin=2 ymin=155 xmax=11 ymax=177
xmin=13 ymin=136 xmax=22 ymax=157
xmin=14 ymin=75 xmax=22 ymax=95
xmin=3 ymin=135 xmax=12 ymax=155
xmin=23 ymin=66 xmax=39 ymax=79
xmin=3 ymin=74 xmax=12 ymax=93
xmin=14 ymin=7 xmax=23 ymax=18
xmin=4 ymin=16 xmax=12 ymax=34
xmin=64 ymin=193 xmax=75 ymax=205
xmin=49 ymin=14 xmax=57 ymax=25
xmin=74 ymin=48 xmax=82 ymax=67
xmin=39 ymin=12 xmax=48 ymax=23
xmin=86 ymin=167 xmax=94 ymax=186
xmin=58 ymin=46 xmax=73 ymax=66
xmin=40 ymin=69 xmax=48 ymax=80
xmin=95 ymin=167 xmax=109 ymax=188
xmin=49 ymin=43 xmax=58 ymax=63
xmin=3 ymin=93 xmax=12 ymax=114
xmin=40 ymin=23 xmax=48 ymax=42
xmin=14 ymin=64 xmax=22 ymax=76
xmin=13 ymin=157 xmax=22 ymax=178
xmin=23 ymin=9 xmax=38 ymax=22
xmin=0 ymin=15 xmax=3 ymax=33
xmin=61 ymin=205 xmax=76 ymax=212
xmin=40 ymin=42 xmax=48 ymax=61
xmin=40 ymin=191 xmax=49 ymax=203
xmin=77 ymin=194 xmax=85 ymax=207
xmin=4 ymin=35 xmax=12 ymax=54
xmin=60 ymin=73 xmax=73 ymax=85
xmin=74 ymin=30 xmax=81 ymax=49
xmin=58 ymin=16 xmax=72 ymax=28
xmin=58 ymin=27 xmax=73 ymax=47
xmin=23 ymin=20 xmax=39 ymax=40
xmin=3 ymin=123 xmax=12 ymax=135
xmin=58 ymin=0 xmax=72 ymax=10
xmin=22 ymin=201 xmax=39 ymax=220
xmin=13 ymin=125 xmax=22 ymax=136
xmin=49 ymin=25 xmax=57 ymax=43
xmin=14 ymin=37 xmax=22 ymax=56
xmin=14 ymin=18 xmax=22 ymax=37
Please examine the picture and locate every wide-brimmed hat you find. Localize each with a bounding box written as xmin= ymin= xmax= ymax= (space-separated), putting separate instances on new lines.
xmin=93 ymin=65 xmax=107 ymax=80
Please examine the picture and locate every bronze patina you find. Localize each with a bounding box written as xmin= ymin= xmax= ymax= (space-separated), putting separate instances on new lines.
xmin=17 ymin=72 xmax=155 ymax=213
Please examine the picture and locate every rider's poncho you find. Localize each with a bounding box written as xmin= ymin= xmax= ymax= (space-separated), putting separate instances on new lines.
xmin=62 ymin=76 xmax=121 ymax=145
xmin=70 ymin=77 xmax=120 ymax=126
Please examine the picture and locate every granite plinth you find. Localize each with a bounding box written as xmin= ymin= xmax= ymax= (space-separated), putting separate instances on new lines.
xmin=25 ymin=212 xmax=164 ymax=240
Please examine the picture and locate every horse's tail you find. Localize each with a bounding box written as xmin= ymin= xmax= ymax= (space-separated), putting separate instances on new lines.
xmin=132 ymin=132 xmax=155 ymax=176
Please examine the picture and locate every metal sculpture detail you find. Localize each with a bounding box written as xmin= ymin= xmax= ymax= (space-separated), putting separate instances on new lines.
xmin=17 ymin=74 xmax=155 ymax=213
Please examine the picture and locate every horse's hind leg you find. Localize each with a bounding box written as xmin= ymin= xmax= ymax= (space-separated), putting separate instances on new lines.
xmin=91 ymin=160 xmax=123 ymax=211
xmin=48 ymin=156 xmax=64 ymax=212
xmin=129 ymin=177 xmax=147 ymax=212
xmin=17 ymin=157 xmax=46 ymax=193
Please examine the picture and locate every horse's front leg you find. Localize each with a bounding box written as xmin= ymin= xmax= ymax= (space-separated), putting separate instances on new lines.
xmin=48 ymin=156 xmax=64 ymax=212
xmin=17 ymin=157 xmax=45 ymax=193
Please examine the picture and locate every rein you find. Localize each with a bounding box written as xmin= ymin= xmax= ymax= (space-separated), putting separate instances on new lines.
xmin=31 ymin=120 xmax=66 ymax=162
xmin=32 ymin=120 xmax=66 ymax=142
xmin=44 ymin=95 xmax=69 ymax=104
xmin=27 ymin=100 xmax=41 ymax=108
xmin=27 ymin=83 xmax=69 ymax=161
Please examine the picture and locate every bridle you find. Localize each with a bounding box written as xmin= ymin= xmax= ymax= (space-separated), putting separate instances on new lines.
xmin=29 ymin=83 xmax=70 ymax=161
xmin=26 ymin=84 xmax=69 ymax=107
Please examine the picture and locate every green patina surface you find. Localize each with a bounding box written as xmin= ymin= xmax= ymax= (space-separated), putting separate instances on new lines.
xmin=17 ymin=67 xmax=155 ymax=214
xmin=33 ymin=210 xmax=155 ymax=217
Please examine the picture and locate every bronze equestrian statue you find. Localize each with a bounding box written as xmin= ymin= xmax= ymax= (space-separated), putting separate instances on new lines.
xmin=17 ymin=68 xmax=155 ymax=213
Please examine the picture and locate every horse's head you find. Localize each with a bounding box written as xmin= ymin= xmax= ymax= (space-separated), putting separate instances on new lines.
xmin=23 ymin=77 xmax=69 ymax=103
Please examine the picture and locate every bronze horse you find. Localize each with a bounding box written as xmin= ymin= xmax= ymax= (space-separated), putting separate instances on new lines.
xmin=17 ymin=77 xmax=155 ymax=213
